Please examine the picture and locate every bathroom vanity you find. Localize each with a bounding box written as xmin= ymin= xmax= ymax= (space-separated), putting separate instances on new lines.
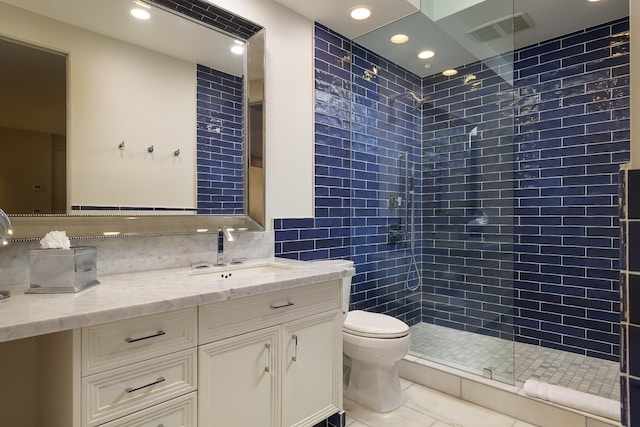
xmin=0 ymin=258 xmax=353 ymax=427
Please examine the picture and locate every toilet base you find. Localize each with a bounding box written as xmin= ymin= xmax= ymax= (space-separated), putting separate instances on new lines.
xmin=344 ymin=357 xmax=405 ymax=413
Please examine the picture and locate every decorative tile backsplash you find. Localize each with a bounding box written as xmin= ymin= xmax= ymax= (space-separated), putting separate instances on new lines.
xmin=0 ymin=231 xmax=274 ymax=286
xmin=71 ymin=205 xmax=197 ymax=212
xmin=277 ymin=18 xmax=629 ymax=360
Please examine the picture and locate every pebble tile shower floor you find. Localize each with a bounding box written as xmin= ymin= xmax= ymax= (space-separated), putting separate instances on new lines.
xmin=409 ymin=322 xmax=619 ymax=401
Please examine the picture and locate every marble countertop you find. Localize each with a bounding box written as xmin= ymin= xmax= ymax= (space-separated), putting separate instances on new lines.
xmin=0 ymin=257 xmax=354 ymax=343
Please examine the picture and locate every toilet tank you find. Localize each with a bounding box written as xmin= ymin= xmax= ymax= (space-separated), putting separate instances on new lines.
xmin=310 ymin=259 xmax=353 ymax=322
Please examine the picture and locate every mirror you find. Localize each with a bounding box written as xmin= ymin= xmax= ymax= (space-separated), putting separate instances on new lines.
xmin=0 ymin=0 xmax=266 ymax=238
xmin=0 ymin=209 xmax=12 ymax=246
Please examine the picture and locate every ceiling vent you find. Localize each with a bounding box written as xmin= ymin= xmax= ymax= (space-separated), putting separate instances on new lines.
xmin=467 ymin=12 xmax=535 ymax=43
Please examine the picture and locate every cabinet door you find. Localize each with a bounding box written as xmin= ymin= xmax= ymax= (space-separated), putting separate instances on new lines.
xmin=199 ymin=326 xmax=279 ymax=427
xmin=281 ymin=311 xmax=342 ymax=427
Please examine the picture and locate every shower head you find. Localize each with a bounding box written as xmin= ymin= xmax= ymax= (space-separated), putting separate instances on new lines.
xmin=412 ymin=97 xmax=428 ymax=112
xmin=389 ymin=91 xmax=428 ymax=111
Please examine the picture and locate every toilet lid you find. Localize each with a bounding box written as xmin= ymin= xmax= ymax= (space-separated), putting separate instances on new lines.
xmin=344 ymin=310 xmax=410 ymax=339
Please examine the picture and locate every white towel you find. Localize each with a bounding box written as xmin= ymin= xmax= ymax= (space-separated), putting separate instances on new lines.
xmin=523 ymin=379 xmax=619 ymax=421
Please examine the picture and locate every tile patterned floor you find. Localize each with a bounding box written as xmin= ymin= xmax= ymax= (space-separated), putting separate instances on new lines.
xmin=409 ymin=322 xmax=620 ymax=401
xmin=345 ymin=379 xmax=540 ymax=427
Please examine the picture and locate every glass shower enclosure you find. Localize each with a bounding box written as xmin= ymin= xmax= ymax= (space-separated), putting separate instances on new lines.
xmin=349 ymin=0 xmax=517 ymax=385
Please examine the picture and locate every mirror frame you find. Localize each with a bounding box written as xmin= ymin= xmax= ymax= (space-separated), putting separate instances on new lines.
xmin=7 ymin=0 xmax=266 ymax=240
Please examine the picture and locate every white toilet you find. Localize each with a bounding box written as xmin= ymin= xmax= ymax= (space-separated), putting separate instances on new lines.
xmin=341 ymin=269 xmax=411 ymax=413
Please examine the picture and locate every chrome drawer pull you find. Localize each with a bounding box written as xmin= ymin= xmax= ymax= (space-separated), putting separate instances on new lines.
xmin=125 ymin=330 xmax=166 ymax=343
xmin=125 ymin=376 xmax=166 ymax=393
xmin=265 ymin=343 xmax=272 ymax=373
xmin=292 ymin=334 xmax=298 ymax=362
xmin=270 ymin=302 xmax=294 ymax=309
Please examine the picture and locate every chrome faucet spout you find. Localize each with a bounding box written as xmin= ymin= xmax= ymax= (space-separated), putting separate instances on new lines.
xmin=215 ymin=226 xmax=234 ymax=266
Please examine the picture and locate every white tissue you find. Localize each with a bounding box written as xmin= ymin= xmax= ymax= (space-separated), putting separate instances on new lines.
xmin=40 ymin=230 xmax=71 ymax=249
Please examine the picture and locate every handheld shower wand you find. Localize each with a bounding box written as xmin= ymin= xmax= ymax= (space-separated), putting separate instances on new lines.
xmin=404 ymin=156 xmax=422 ymax=292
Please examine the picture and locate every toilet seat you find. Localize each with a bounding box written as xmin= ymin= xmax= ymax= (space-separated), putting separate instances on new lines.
xmin=343 ymin=310 xmax=409 ymax=339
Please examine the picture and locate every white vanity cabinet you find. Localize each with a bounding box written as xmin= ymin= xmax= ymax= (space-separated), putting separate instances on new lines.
xmin=81 ymin=307 xmax=199 ymax=427
xmin=199 ymin=326 xmax=280 ymax=426
xmin=198 ymin=280 xmax=343 ymax=427
xmin=0 ymin=274 xmax=345 ymax=427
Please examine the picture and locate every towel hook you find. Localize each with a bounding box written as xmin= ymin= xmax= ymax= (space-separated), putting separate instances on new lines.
xmin=147 ymin=145 xmax=154 ymax=153
xmin=118 ymin=141 xmax=125 ymax=150
xmin=174 ymin=149 xmax=180 ymax=157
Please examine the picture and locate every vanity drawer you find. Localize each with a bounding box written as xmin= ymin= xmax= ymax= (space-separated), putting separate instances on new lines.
xmin=82 ymin=307 xmax=197 ymax=376
xmin=199 ymin=280 xmax=340 ymax=344
xmin=99 ymin=392 xmax=197 ymax=427
xmin=82 ymin=348 xmax=197 ymax=427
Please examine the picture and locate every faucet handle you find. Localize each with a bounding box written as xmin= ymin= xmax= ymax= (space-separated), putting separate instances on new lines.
xmin=231 ymin=257 xmax=247 ymax=264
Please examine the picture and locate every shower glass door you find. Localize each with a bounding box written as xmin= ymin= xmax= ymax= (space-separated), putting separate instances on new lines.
xmin=350 ymin=0 xmax=516 ymax=385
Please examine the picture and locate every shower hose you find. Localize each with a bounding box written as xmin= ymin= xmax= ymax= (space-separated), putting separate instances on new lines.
xmin=406 ymin=188 xmax=423 ymax=292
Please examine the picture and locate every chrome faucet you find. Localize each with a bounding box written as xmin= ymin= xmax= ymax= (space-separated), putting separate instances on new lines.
xmin=215 ymin=226 xmax=234 ymax=266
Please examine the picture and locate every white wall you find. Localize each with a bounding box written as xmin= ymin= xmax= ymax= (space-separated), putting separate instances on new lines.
xmin=69 ymin=37 xmax=196 ymax=209
xmin=208 ymin=0 xmax=315 ymax=226
xmin=0 ymin=3 xmax=197 ymax=210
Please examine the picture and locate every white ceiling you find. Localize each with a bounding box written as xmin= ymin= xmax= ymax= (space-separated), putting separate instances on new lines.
xmin=274 ymin=0 xmax=629 ymax=77
xmin=0 ymin=0 xmax=245 ymax=77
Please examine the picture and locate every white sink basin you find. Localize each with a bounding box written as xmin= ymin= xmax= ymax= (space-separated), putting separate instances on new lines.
xmin=189 ymin=263 xmax=296 ymax=280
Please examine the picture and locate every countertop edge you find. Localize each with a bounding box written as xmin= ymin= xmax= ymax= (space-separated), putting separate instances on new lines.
xmin=0 ymin=258 xmax=354 ymax=343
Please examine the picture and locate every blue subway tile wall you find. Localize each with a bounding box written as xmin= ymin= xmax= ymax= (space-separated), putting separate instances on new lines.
xmin=348 ymin=28 xmax=423 ymax=326
xmin=515 ymin=18 xmax=629 ymax=359
xmin=146 ymin=0 xmax=263 ymax=40
xmin=421 ymin=53 xmax=517 ymax=341
xmin=274 ymin=25 xmax=352 ymax=263
xmin=276 ymin=24 xmax=422 ymax=326
xmin=276 ymin=18 xmax=628 ymax=359
xmin=196 ymin=65 xmax=244 ymax=215
xmin=421 ymin=18 xmax=628 ymax=358
xmin=620 ymin=167 xmax=636 ymax=426
xmin=71 ymin=205 xmax=197 ymax=212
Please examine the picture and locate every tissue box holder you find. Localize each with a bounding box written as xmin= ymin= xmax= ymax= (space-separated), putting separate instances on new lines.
xmin=27 ymin=246 xmax=99 ymax=294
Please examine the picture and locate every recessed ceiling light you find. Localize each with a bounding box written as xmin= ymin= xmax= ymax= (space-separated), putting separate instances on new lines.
xmin=586 ymin=0 xmax=602 ymax=2
xmin=133 ymin=0 xmax=151 ymax=8
xmin=231 ymin=45 xmax=244 ymax=55
xmin=130 ymin=8 xmax=150 ymax=20
xmin=417 ymin=50 xmax=435 ymax=59
xmin=390 ymin=34 xmax=409 ymax=44
xmin=442 ymin=69 xmax=458 ymax=77
xmin=350 ymin=7 xmax=371 ymax=20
